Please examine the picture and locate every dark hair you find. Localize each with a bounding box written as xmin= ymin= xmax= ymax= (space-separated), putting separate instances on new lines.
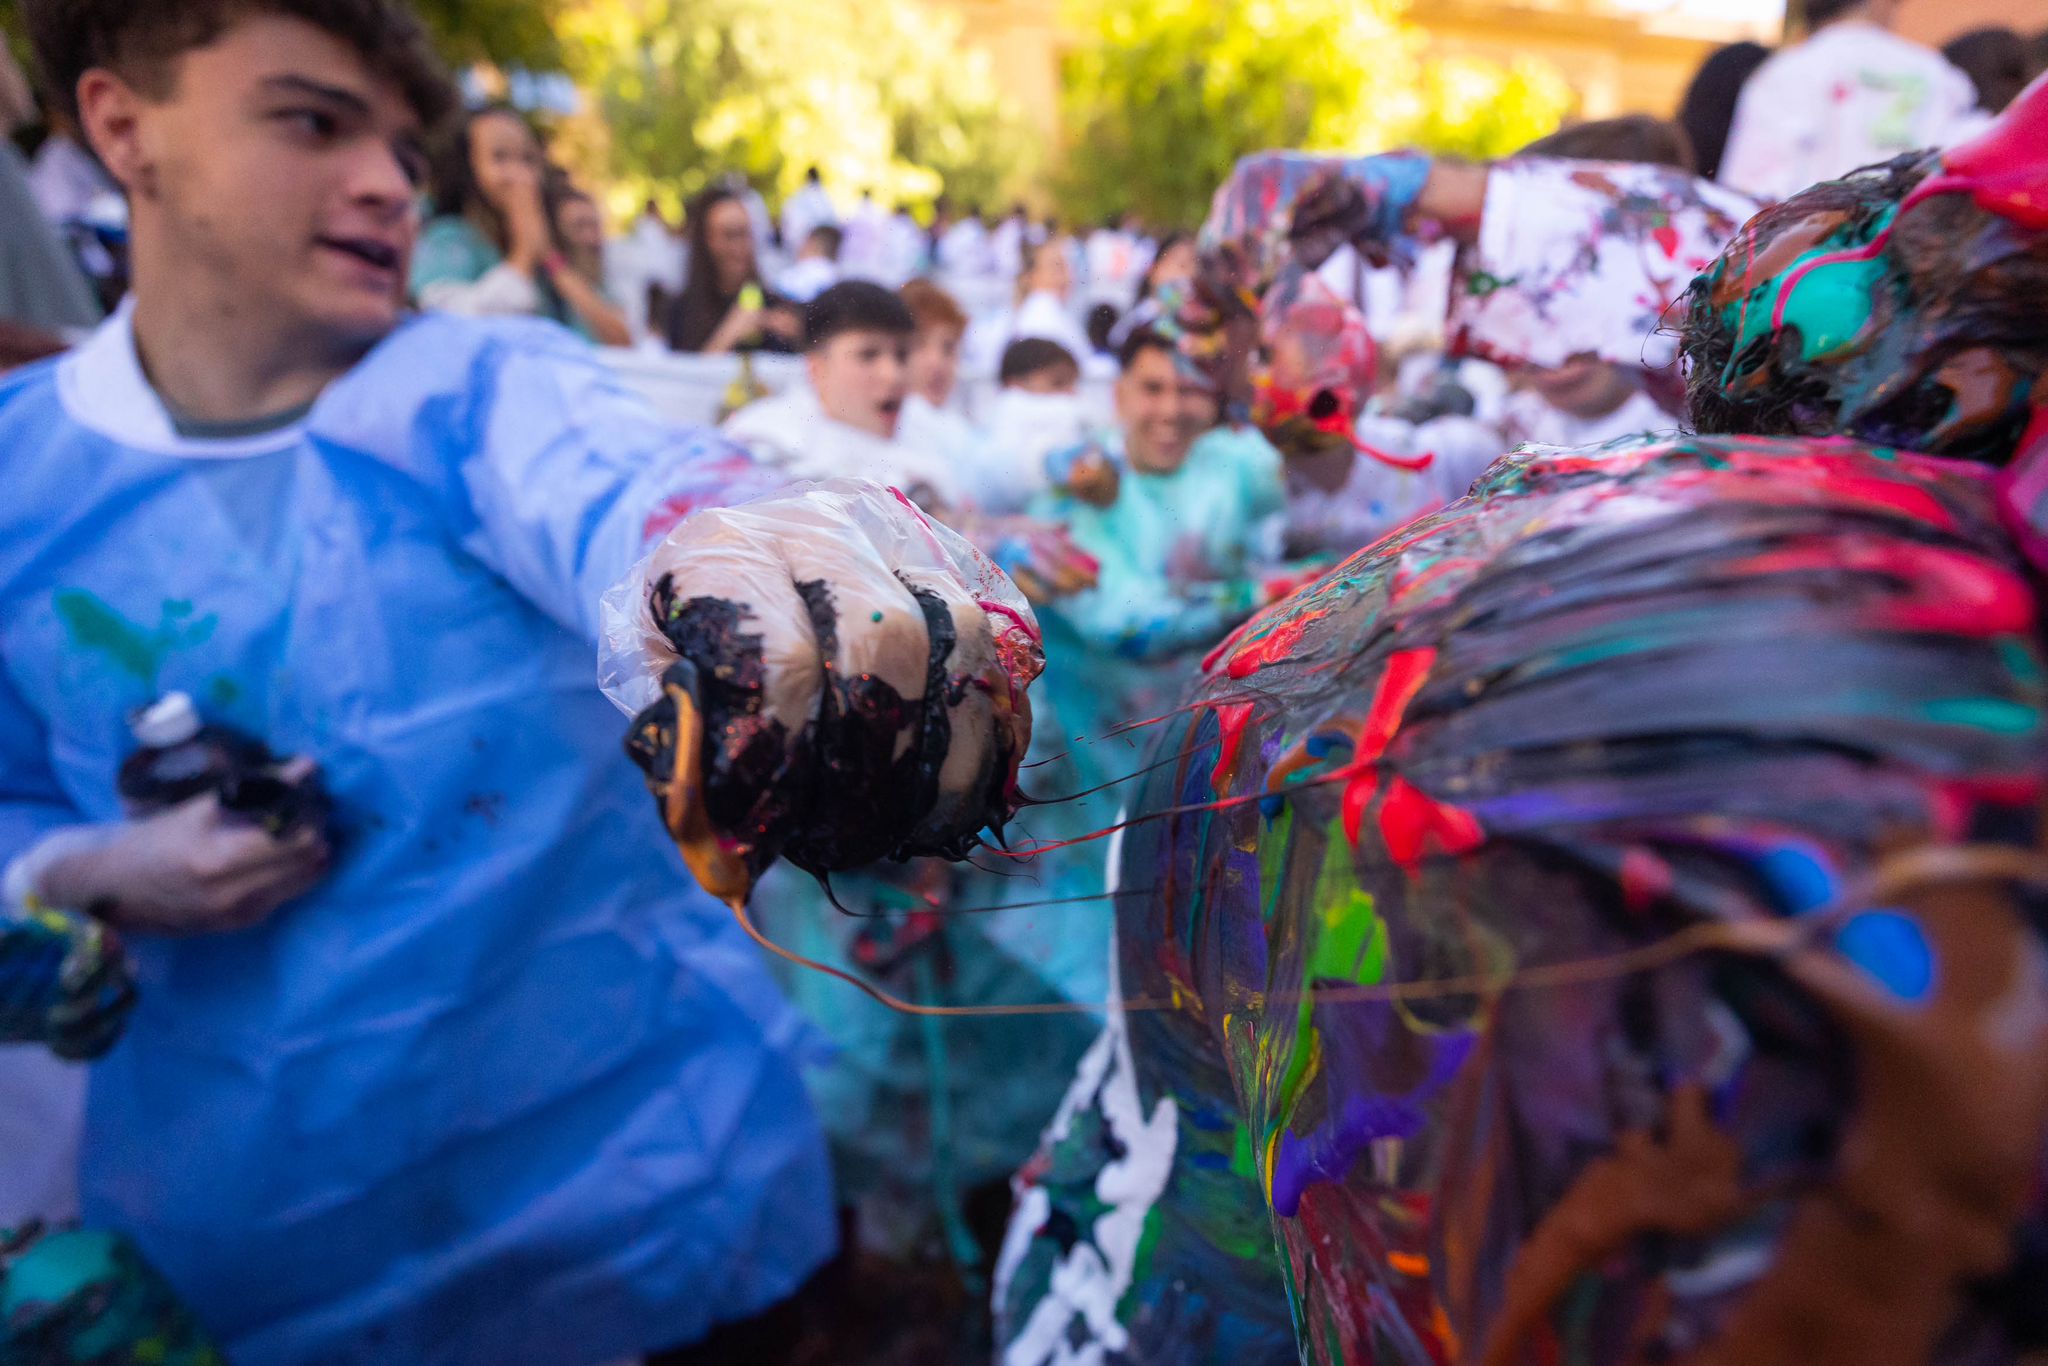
xmin=1677 ymin=41 xmax=1770 ymax=181
xmin=26 ymin=0 xmax=456 ymax=127
xmin=804 ymin=224 xmax=844 ymax=260
xmin=668 ymin=183 xmax=760 ymax=352
xmin=1133 ymin=230 xmax=1191 ymax=307
xmin=1682 ymin=153 xmax=2048 ymax=464
xmin=1085 ymin=302 xmax=1120 ymax=353
xmin=1117 ymin=325 xmax=1175 ymax=373
xmin=804 ymin=280 xmax=914 ymax=349
xmin=999 ymin=337 xmax=1080 ymax=386
xmin=1943 ymin=28 xmax=2032 ymax=114
xmin=804 ymin=166 xmax=822 ymax=184
xmin=1803 ymin=0 xmax=1865 ymax=27
xmin=1518 ymin=114 xmax=1696 ymax=171
xmin=426 ymin=103 xmax=532 ymax=238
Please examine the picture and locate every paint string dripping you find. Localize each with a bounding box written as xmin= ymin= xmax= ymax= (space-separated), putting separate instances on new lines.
xmin=741 ymin=842 xmax=2048 ymax=1018
xmin=826 ymin=886 xmax=1153 ymax=919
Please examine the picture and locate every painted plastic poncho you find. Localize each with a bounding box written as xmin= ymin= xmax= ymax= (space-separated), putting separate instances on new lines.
xmin=0 ymin=306 xmax=835 ymax=1364
xmin=1002 ymin=433 xmax=2048 ymax=1364
xmin=998 ymin=75 xmax=2048 ymax=1366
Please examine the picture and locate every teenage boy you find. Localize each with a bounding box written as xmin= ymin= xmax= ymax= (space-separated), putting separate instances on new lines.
xmin=723 ymin=279 xmax=961 ymax=509
xmin=0 ymin=3 xmax=1033 ymax=1361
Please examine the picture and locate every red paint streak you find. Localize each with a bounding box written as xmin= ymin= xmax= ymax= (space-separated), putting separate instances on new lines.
xmin=1378 ymin=774 xmax=1482 ymax=872
xmin=1341 ymin=768 xmax=1375 ymax=849
xmin=1620 ymin=846 xmax=1674 ymax=913
xmin=1354 ymin=434 xmax=1435 ymax=473
xmin=1360 ymin=649 xmax=1435 ymax=758
xmin=1201 ymin=618 xmax=1255 ymax=675
xmin=642 ymin=493 xmax=704 ymax=544
xmin=1223 ymin=607 xmax=1334 ymax=680
xmin=1739 ymin=538 xmax=2033 ymax=637
xmin=1644 ymin=456 xmax=1958 ymax=532
xmin=1994 ymin=405 xmax=2048 ymax=572
xmin=1899 ymin=71 xmax=2048 ymax=231
xmin=977 ymin=598 xmax=1042 ymax=646
xmin=1338 ymin=647 xmax=1439 ymax=849
xmin=1930 ymin=775 xmax=2045 ymax=839
xmin=1208 ymin=699 xmax=1257 ymax=795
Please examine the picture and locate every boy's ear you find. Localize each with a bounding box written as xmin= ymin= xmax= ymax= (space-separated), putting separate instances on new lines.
xmin=76 ymin=69 xmax=152 ymax=197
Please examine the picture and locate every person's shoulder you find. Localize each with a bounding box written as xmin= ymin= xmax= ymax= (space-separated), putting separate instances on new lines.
xmin=0 ymin=350 xmax=64 ymax=413
xmin=320 ymin=313 xmax=614 ymax=451
xmin=417 ymin=214 xmax=483 ymax=249
xmin=370 ymin=310 xmax=595 ymax=374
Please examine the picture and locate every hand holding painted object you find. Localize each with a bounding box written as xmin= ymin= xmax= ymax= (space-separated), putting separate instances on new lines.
xmin=606 ymin=479 xmax=1043 ymax=905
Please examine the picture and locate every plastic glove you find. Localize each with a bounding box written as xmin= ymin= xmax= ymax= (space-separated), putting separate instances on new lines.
xmin=601 ymin=479 xmax=1043 ymax=904
xmin=0 ymin=1224 xmax=227 ymax=1365
xmin=0 ymin=908 xmax=135 ymax=1061
xmin=965 ymin=515 xmax=1102 ymax=603
xmin=27 ymin=779 xmax=332 ymax=937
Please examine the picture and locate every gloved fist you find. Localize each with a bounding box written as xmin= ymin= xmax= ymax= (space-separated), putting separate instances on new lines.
xmin=602 ymin=480 xmax=1043 ymax=904
xmin=964 ymin=515 xmax=1102 ymax=604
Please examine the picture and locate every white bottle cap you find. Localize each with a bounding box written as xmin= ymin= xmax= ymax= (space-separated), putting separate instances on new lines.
xmin=131 ymin=692 xmax=202 ymax=748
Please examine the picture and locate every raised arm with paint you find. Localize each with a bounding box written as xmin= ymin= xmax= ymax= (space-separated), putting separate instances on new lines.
xmin=0 ymin=2 xmax=1036 ymax=1361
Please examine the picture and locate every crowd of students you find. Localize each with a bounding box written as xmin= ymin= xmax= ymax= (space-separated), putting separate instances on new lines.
xmin=0 ymin=0 xmax=2044 ymax=1362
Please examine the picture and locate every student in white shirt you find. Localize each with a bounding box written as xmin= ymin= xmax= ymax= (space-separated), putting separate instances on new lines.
xmin=776 ymin=223 xmax=842 ymax=303
xmin=779 ymin=165 xmax=836 ymax=253
xmin=723 ymin=280 xmax=961 ymax=508
xmin=1721 ymin=0 xmax=1986 ymax=201
xmin=896 ymin=277 xmax=978 ymax=468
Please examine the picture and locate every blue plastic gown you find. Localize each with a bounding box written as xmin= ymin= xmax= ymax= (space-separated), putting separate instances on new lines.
xmin=0 ymin=306 xmax=834 ymax=1364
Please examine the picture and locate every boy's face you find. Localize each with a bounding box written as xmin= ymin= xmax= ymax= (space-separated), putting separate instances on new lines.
xmin=809 ymin=328 xmax=910 ymax=440
xmin=1116 ymin=345 xmax=1209 ymax=475
xmin=906 ymin=323 xmax=963 ymax=408
xmin=79 ymin=15 xmax=426 ymax=351
xmin=1008 ymin=364 xmax=1079 ymax=397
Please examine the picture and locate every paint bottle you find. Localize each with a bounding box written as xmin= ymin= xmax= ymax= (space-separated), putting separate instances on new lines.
xmin=117 ymin=692 xmax=330 ymax=836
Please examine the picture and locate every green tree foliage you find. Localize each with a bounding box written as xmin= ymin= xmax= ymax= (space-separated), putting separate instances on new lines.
xmin=412 ymin=0 xmax=568 ymax=73
xmin=0 ymin=0 xmax=565 ymax=91
xmin=556 ymin=0 xmax=1028 ymax=220
xmin=1055 ymin=0 xmax=1574 ymax=229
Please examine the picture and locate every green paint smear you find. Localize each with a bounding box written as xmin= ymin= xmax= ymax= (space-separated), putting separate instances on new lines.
xmin=55 ymin=591 xmax=163 ymax=684
xmin=1996 ymin=638 xmax=2044 ymax=685
xmin=1115 ymin=1205 xmax=1165 ymax=1324
xmin=1922 ymin=697 xmax=2041 ymax=735
xmin=1269 ymin=876 xmax=1391 ymax=1171
xmin=1259 ymin=803 xmax=1295 ymax=924
xmin=53 ymin=591 xmax=219 ymax=690
xmin=1230 ymin=1122 xmax=1258 ymax=1181
xmin=1722 ymin=203 xmax=1899 ymax=376
xmin=1778 ymin=254 xmax=1889 ymax=361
